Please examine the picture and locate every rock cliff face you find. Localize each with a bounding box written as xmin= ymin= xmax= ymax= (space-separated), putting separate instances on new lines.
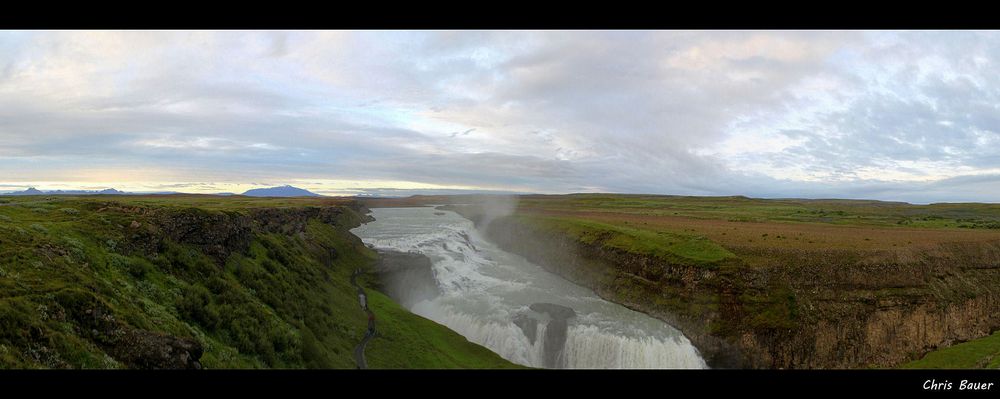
xmin=529 ymin=303 xmax=576 ymax=368
xmin=112 ymin=203 xmax=372 ymax=264
xmin=467 ymin=213 xmax=1000 ymax=369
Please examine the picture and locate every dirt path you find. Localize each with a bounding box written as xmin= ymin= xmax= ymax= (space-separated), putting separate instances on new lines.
xmin=351 ymin=268 xmax=376 ymax=369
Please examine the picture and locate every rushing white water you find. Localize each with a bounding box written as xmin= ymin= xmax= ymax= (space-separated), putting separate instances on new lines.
xmin=351 ymin=206 xmax=707 ymax=369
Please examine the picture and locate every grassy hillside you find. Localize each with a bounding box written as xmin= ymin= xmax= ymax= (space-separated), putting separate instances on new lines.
xmin=0 ymin=195 xmax=515 ymax=369
xmin=361 ymin=288 xmax=518 ymax=368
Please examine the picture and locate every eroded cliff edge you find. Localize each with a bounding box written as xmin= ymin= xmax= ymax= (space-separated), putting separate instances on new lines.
xmin=444 ymin=205 xmax=1000 ymax=369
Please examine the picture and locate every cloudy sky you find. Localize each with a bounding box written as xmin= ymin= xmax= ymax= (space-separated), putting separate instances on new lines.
xmin=1 ymin=30 xmax=999 ymax=203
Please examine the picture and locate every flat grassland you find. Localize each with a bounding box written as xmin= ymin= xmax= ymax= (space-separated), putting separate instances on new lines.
xmin=512 ymin=194 xmax=1000 ymax=265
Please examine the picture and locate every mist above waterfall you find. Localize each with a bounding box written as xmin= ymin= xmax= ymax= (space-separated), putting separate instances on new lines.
xmin=478 ymin=195 xmax=519 ymax=228
xmin=371 ymin=250 xmax=441 ymax=309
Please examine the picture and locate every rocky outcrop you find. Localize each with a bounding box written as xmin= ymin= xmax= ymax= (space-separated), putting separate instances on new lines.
xmin=249 ymin=206 xmax=352 ymax=235
xmin=112 ymin=330 xmax=204 ymax=369
xmin=510 ymin=303 xmax=577 ymax=368
xmin=55 ymin=288 xmax=203 ymax=369
xmin=460 ymin=211 xmax=1000 ymax=369
xmin=513 ymin=315 xmax=539 ymax=345
xmin=106 ymin=203 xmax=369 ymax=265
xmin=153 ymin=209 xmax=254 ymax=263
xmin=529 ymin=303 xmax=576 ymax=368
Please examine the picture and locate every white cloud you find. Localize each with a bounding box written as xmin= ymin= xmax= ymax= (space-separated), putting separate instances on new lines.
xmin=3 ymin=31 xmax=1000 ymax=202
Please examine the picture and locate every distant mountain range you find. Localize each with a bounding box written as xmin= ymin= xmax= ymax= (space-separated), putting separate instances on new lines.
xmin=0 ymin=185 xmax=323 ymax=197
xmin=1 ymin=187 xmax=134 ymax=196
xmin=241 ymin=185 xmax=321 ymax=197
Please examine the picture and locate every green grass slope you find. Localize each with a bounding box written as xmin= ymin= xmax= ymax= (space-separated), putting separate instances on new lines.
xmin=361 ymin=288 xmax=519 ymax=368
xmin=0 ymin=195 xmax=516 ymax=369
xmin=902 ymin=331 xmax=1000 ymax=369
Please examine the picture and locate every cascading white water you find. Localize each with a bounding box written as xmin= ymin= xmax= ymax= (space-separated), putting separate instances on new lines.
xmin=351 ymin=206 xmax=707 ymax=369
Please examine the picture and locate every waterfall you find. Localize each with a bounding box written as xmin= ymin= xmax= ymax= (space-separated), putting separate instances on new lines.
xmin=352 ymin=206 xmax=708 ymax=369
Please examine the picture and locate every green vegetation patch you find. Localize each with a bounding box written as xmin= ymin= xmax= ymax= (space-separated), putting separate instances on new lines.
xmin=740 ymin=287 xmax=801 ymax=331
xmin=362 ymin=288 xmax=521 ymax=369
xmin=513 ymin=193 xmax=1000 ymax=230
xmin=901 ymin=330 xmax=1000 ymax=369
xmin=517 ymin=215 xmax=735 ymax=265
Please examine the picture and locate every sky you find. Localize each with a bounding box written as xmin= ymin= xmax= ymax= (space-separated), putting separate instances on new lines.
xmin=1 ymin=30 xmax=999 ymax=203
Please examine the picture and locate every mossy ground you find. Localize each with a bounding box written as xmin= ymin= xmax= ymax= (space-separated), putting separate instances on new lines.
xmin=515 ymin=215 xmax=734 ymax=266
xmin=0 ymin=195 xmax=516 ymax=369
xmin=901 ymin=331 xmax=1000 ymax=369
xmin=361 ymin=286 xmax=519 ymax=369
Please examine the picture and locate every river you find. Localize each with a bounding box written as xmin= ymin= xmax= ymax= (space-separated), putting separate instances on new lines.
xmin=351 ymin=206 xmax=707 ymax=369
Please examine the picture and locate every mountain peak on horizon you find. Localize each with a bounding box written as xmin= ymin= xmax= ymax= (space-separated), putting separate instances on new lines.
xmin=3 ymin=187 xmax=126 ymax=196
xmin=241 ymin=185 xmax=321 ymax=197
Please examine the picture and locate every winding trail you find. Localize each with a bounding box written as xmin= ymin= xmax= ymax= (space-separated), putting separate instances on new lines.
xmin=351 ymin=268 xmax=376 ymax=369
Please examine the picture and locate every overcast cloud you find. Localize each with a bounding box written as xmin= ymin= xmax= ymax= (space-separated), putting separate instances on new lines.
xmin=1 ymin=30 xmax=999 ymax=203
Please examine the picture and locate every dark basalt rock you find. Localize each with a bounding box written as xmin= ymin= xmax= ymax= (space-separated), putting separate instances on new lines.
xmin=113 ymin=330 xmax=204 ymax=369
xmin=116 ymin=204 xmax=355 ymax=265
xmin=513 ymin=314 xmax=538 ymax=345
xmin=528 ymin=303 xmax=576 ymax=368
xmin=457 ymin=231 xmax=477 ymax=252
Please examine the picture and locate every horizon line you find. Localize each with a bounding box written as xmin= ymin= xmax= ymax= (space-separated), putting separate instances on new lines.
xmin=2 ymin=186 xmax=999 ymax=206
